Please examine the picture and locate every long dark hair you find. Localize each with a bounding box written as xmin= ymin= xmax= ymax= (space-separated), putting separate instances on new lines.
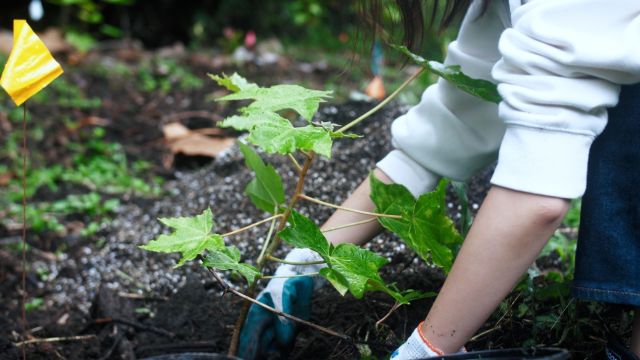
xmin=359 ymin=0 xmax=477 ymax=51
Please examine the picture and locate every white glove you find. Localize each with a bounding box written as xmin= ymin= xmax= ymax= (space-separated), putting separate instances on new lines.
xmin=391 ymin=323 xmax=466 ymax=359
xmin=260 ymin=248 xmax=326 ymax=313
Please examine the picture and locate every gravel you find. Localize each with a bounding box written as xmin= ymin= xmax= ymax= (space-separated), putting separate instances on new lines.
xmin=41 ymin=100 xmax=493 ymax=314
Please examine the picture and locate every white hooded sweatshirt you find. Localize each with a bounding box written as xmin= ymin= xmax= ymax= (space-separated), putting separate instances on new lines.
xmin=377 ymin=0 xmax=640 ymax=199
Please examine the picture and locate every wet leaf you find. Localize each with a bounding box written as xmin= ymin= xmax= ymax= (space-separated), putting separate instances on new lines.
xmin=248 ymin=121 xmax=332 ymax=158
xmin=140 ymin=208 xmax=224 ymax=267
xmin=203 ymin=245 xmax=260 ymax=284
xmin=220 ymin=108 xmax=289 ymax=131
xmin=279 ymin=211 xmax=416 ymax=302
xmin=370 ymin=174 xmax=462 ymax=271
xmin=239 ymin=142 xmax=285 ymax=213
xmin=399 ymin=289 xmax=437 ymax=302
xmin=279 ymin=210 xmax=330 ymax=258
xmin=319 ymin=268 xmax=349 ymax=296
xmin=218 ymin=84 xmax=332 ymax=121
xmin=209 ymin=72 xmax=258 ymax=92
xmin=328 ymin=243 xmax=388 ymax=299
xmin=215 ymin=80 xmax=334 ymax=158
xmin=392 ymin=45 xmax=501 ymax=104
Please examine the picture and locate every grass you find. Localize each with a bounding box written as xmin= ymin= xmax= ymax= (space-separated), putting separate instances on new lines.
xmin=0 ymin=66 xmax=162 ymax=240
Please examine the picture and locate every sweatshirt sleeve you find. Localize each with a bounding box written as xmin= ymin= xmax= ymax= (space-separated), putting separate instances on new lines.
xmin=491 ymin=0 xmax=640 ymax=199
xmin=377 ymin=0 xmax=508 ymax=197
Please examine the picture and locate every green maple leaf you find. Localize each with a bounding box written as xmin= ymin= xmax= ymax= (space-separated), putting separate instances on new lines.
xmin=209 ymin=72 xmax=258 ymax=92
xmin=214 ymin=75 xmax=335 ymax=158
xmin=218 ymin=84 xmax=332 ymax=121
xmin=318 ymin=268 xmax=349 ymax=296
xmin=369 ymin=174 xmax=463 ymax=272
xmin=328 ymin=243 xmax=388 ymax=299
xmin=221 ymin=110 xmax=333 ymax=157
xmin=220 ymin=107 xmax=290 ymax=131
xmin=239 ymin=142 xmax=285 ymax=213
xmin=279 ymin=210 xmax=420 ymax=302
xmin=203 ymin=246 xmax=260 ymax=284
xmin=140 ymin=208 xmax=224 ymax=267
xmin=392 ymin=45 xmax=501 ymax=104
xmin=279 ymin=210 xmax=331 ymax=258
xmin=247 ymin=121 xmax=333 ymax=158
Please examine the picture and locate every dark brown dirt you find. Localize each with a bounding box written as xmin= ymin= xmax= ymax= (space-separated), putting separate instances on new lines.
xmin=0 ymin=44 xmax=621 ymax=360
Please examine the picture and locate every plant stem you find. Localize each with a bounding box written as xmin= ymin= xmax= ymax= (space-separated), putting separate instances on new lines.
xmin=21 ymin=103 xmax=28 ymax=360
xmin=207 ymin=267 xmax=350 ymax=341
xmin=321 ymin=217 xmax=379 ymax=233
xmin=256 ymin=211 xmax=279 ymax=266
xmin=288 ymin=153 xmax=302 ymax=172
xmin=259 ymin=272 xmax=319 ymax=280
xmin=298 ymin=194 xmax=402 ymax=219
xmin=337 ymin=67 xmax=425 ymax=134
xmin=375 ymin=301 xmax=402 ymax=327
xmin=222 ymin=214 xmax=283 ymax=238
xmin=260 ymin=154 xmax=316 ymax=268
xmin=228 ymin=153 xmax=316 ymax=356
xmin=14 ymin=335 xmax=97 ymax=347
xmin=266 ymin=255 xmax=325 ymax=266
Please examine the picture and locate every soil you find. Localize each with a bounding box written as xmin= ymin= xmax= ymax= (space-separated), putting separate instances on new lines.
xmin=0 ymin=44 xmax=623 ymax=360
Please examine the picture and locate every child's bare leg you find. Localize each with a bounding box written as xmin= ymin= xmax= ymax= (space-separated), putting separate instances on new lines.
xmin=631 ymin=309 xmax=640 ymax=355
xmin=421 ymin=186 xmax=570 ymax=353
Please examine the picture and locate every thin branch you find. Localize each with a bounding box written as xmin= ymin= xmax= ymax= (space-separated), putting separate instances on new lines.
xmin=337 ymin=68 xmax=425 ymax=134
xmin=266 ymin=255 xmax=325 ymax=266
xmin=551 ymin=299 xmax=574 ymax=331
xmin=206 ymin=267 xmax=350 ymax=341
xmin=21 ymin=104 xmax=28 ymax=360
xmin=322 ymin=217 xmax=379 ymax=233
xmin=259 ymin=272 xmax=319 ymax=280
xmin=298 ymin=194 xmax=402 ymax=219
xmin=117 ymin=292 xmax=169 ymax=301
xmin=288 ymin=154 xmax=302 ymax=172
xmin=260 ymin=154 xmax=316 ymax=267
xmin=94 ymin=317 xmax=175 ymax=338
xmin=14 ymin=335 xmax=97 ymax=347
xmin=230 ymin=153 xmax=316 ymax=356
xmin=256 ymin=210 xmax=280 ymax=265
xmin=222 ymin=214 xmax=283 ymax=237
xmin=375 ymin=302 xmax=402 ymax=327
xmin=470 ymin=293 xmax=521 ymax=342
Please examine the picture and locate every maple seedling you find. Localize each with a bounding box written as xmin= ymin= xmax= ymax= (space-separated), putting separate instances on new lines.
xmin=140 ymin=46 xmax=500 ymax=355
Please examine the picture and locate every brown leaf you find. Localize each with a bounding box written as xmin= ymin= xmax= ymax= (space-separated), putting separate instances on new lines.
xmin=0 ymin=30 xmax=12 ymax=55
xmin=169 ymin=135 xmax=235 ymax=158
xmin=162 ymin=122 xmax=191 ymax=141
xmin=162 ymin=122 xmax=235 ymax=158
xmin=0 ymin=171 xmax=12 ymax=186
xmin=39 ymin=28 xmax=74 ymax=54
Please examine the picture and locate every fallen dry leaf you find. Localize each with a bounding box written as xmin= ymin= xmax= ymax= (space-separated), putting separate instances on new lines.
xmin=0 ymin=171 xmax=12 ymax=186
xmin=169 ymin=136 xmax=236 ymax=158
xmin=162 ymin=122 xmax=192 ymax=141
xmin=162 ymin=122 xmax=235 ymax=159
xmin=0 ymin=27 xmax=73 ymax=55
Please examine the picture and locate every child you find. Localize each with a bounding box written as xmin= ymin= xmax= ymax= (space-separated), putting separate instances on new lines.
xmin=239 ymin=1 xmax=640 ymax=358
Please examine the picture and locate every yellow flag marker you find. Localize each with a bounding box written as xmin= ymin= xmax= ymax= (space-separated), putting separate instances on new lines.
xmin=0 ymin=20 xmax=63 ymax=106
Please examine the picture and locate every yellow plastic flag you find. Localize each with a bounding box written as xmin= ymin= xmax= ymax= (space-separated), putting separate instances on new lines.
xmin=0 ymin=20 xmax=63 ymax=106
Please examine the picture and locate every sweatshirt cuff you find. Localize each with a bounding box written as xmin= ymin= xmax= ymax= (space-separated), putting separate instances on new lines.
xmin=491 ymin=126 xmax=593 ymax=199
xmin=377 ymin=150 xmax=441 ymax=198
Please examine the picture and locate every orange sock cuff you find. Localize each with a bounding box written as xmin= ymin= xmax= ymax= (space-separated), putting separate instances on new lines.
xmin=417 ymin=321 xmax=445 ymax=356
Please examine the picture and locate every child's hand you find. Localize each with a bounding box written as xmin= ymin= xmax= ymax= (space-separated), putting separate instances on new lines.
xmin=390 ymin=322 xmax=466 ymax=359
xmin=238 ymin=248 xmax=325 ymax=359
